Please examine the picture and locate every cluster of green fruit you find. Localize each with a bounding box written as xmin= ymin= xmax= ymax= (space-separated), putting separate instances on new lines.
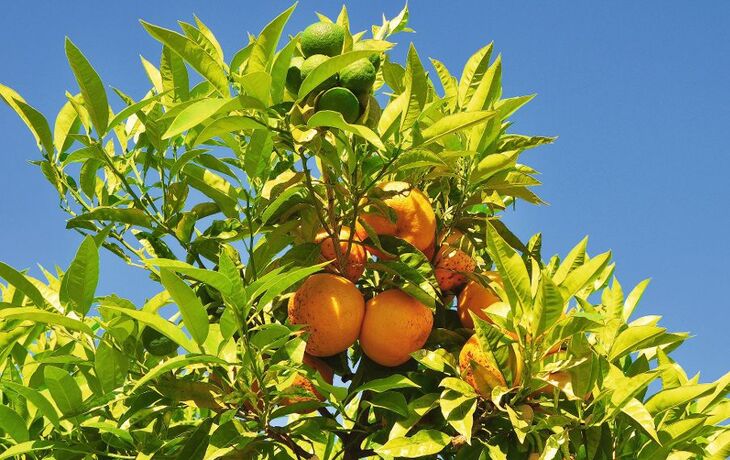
xmin=285 ymin=22 xmax=380 ymax=124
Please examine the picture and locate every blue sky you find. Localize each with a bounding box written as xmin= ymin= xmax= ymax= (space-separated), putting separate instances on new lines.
xmin=1 ymin=2 xmax=728 ymax=380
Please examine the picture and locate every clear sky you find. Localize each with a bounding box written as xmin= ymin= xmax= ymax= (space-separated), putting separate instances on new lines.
xmin=1 ymin=2 xmax=728 ymax=380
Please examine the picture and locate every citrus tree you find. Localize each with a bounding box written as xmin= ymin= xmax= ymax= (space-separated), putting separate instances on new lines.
xmin=1 ymin=5 xmax=729 ymax=459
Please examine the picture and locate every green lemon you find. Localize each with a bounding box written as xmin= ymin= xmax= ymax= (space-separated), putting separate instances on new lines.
xmin=300 ymin=22 xmax=345 ymax=57
xmin=339 ymin=58 xmax=377 ymax=95
xmin=353 ymin=42 xmax=382 ymax=71
xmin=300 ymin=54 xmax=337 ymax=93
xmin=141 ymin=327 xmax=178 ymax=357
xmin=317 ymin=87 xmax=360 ymax=123
xmin=286 ymin=56 xmax=304 ymax=94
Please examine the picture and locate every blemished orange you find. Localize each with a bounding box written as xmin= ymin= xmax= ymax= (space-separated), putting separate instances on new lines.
xmin=288 ymin=273 xmax=365 ymax=357
xmin=458 ymin=335 xmax=507 ymax=398
xmin=359 ymin=289 xmax=434 ymax=367
xmin=315 ymin=227 xmax=368 ymax=282
xmin=357 ymin=182 xmax=436 ymax=254
xmin=434 ymin=246 xmax=476 ymax=292
xmin=457 ymin=272 xmax=503 ymax=329
xmin=280 ymin=353 xmax=334 ymax=410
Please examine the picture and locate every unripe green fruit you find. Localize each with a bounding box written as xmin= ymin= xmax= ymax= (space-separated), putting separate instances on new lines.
xmin=141 ymin=327 xmax=178 ymax=357
xmin=300 ymin=22 xmax=345 ymax=57
xmin=286 ymin=56 xmax=304 ymax=94
xmin=317 ymin=87 xmax=360 ymax=123
xmin=300 ymin=54 xmax=337 ymax=94
xmin=339 ymin=59 xmax=377 ymax=95
xmin=369 ymin=53 xmax=382 ymax=71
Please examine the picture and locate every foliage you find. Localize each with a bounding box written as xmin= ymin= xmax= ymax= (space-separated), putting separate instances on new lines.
xmin=1 ymin=4 xmax=729 ymax=459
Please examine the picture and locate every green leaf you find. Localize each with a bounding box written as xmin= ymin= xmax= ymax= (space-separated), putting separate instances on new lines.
xmin=182 ymin=164 xmax=238 ymax=218
xmin=0 ymin=382 xmax=60 ymax=428
xmin=470 ymin=150 xmax=519 ymax=184
xmin=376 ymin=429 xmax=451 ymax=458
xmin=0 ymin=307 xmax=93 ymax=336
xmin=260 ymin=185 xmax=307 ymax=224
xmin=645 ymin=383 xmax=716 ymax=415
xmin=368 ymin=391 xmax=410 ymax=418
xmin=417 ymin=110 xmax=496 ymax=147
xmin=486 ymin=222 xmax=531 ymax=311
xmin=177 ymin=419 xmax=213 ymax=460
xmin=95 ymin=339 xmax=129 ymax=394
xmin=390 ymin=393 xmax=440 ymax=439
xmin=458 ymin=43 xmax=493 ymax=108
xmin=107 ymin=91 xmax=166 ymax=131
xmin=552 ymin=237 xmax=588 ymax=284
xmin=400 ymin=44 xmax=428 ymax=131
xmin=0 ymin=84 xmax=54 ymax=154
xmin=247 ymin=3 xmax=296 ymax=73
xmin=193 ymin=115 xmax=265 ymax=145
xmin=394 ymin=150 xmax=449 ymax=170
xmin=66 ymin=207 xmax=154 ymax=229
xmin=608 ymin=325 xmax=667 ymax=361
xmin=44 ymin=366 xmax=83 ymax=416
xmin=533 ymin=272 xmax=564 ymax=336
xmin=559 ymin=251 xmax=611 ymax=299
xmin=129 ymin=354 xmax=226 ymax=393
xmin=160 ymin=45 xmax=190 ymax=104
xmin=64 ymin=38 xmax=108 ymax=135
xmin=53 ymin=100 xmax=79 ymax=153
xmin=0 ymin=405 xmax=30 ymax=442
xmin=0 ymin=262 xmax=50 ymax=308
xmin=621 ymin=398 xmax=659 ymax=443
xmin=430 ymin=58 xmax=458 ymax=107
xmin=0 ymin=441 xmax=55 ymax=460
xmin=307 ymin=110 xmax=385 ymax=150
xmin=247 ymin=262 xmax=330 ymax=317
xmin=297 ymin=50 xmax=378 ymax=100
xmin=412 ymin=348 xmax=457 ymax=374
xmin=440 ymin=389 xmax=476 ymax=443
xmin=465 ymin=55 xmax=502 ymax=113
xmin=163 ymin=97 xmax=231 ymax=139
xmin=10 ymin=99 xmax=55 ymax=155
xmin=159 ymin=269 xmax=209 ymax=346
xmin=59 ymin=236 xmax=99 ymax=315
xmin=353 ymin=374 xmax=419 ymax=393
xmin=270 ymin=33 xmax=299 ymax=103
xmin=623 ymin=278 xmax=651 ymax=321
xmin=100 ymin=305 xmax=199 ymax=353
xmin=140 ymin=21 xmax=229 ymax=96
xmin=244 ymin=128 xmax=273 ymax=179
xmin=193 ymin=16 xmax=224 ymax=62
xmin=147 ymin=259 xmax=232 ymax=296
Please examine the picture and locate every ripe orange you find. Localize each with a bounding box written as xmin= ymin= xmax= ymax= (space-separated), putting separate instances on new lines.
xmin=315 ymin=227 xmax=368 ymax=282
xmin=280 ymin=353 xmax=334 ymax=410
xmin=459 ymin=335 xmax=506 ymax=398
xmin=434 ymin=246 xmax=476 ymax=292
xmin=359 ymin=289 xmax=434 ymax=367
xmin=457 ymin=272 xmax=503 ymax=329
xmin=288 ymin=273 xmax=365 ymax=357
xmin=357 ymin=182 xmax=436 ymax=255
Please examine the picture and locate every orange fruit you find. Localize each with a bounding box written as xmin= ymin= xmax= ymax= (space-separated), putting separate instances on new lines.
xmin=288 ymin=273 xmax=365 ymax=357
xmin=457 ymin=272 xmax=503 ymax=329
xmin=359 ymin=289 xmax=434 ymax=367
xmin=280 ymin=353 xmax=334 ymax=410
xmin=357 ymin=182 xmax=436 ymax=255
xmin=458 ymin=335 xmax=507 ymax=398
xmin=434 ymin=246 xmax=476 ymax=292
xmin=315 ymin=227 xmax=368 ymax=282
xmin=533 ymin=371 xmax=591 ymax=400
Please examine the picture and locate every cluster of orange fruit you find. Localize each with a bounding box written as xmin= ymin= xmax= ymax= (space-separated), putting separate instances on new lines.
xmin=283 ymin=181 xmax=514 ymax=404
